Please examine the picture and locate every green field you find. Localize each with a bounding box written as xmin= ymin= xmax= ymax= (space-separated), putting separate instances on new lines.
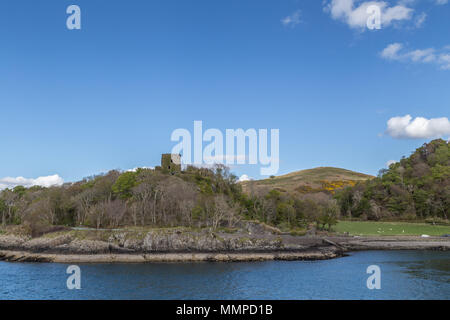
xmin=335 ymin=221 xmax=450 ymax=236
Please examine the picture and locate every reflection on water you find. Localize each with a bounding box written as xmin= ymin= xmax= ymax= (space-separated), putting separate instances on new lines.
xmin=0 ymin=250 xmax=449 ymax=300
xmin=395 ymin=252 xmax=450 ymax=284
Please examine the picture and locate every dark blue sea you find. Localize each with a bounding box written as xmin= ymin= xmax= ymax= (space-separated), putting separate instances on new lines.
xmin=0 ymin=250 xmax=449 ymax=299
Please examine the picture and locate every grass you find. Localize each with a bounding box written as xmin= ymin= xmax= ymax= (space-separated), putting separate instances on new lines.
xmin=335 ymin=220 xmax=450 ymax=236
xmin=289 ymin=228 xmax=307 ymax=236
xmin=241 ymin=167 xmax=373 ymax=193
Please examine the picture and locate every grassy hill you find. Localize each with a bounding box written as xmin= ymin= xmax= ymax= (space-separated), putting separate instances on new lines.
xmin=241 ymin=167 xmax=374 ymax=195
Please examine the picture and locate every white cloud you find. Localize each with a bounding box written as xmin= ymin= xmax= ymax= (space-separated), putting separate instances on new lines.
xmin=386 ymin=115 xmax=450 ymax=139
xmin=436 ymin=0 xmax=448 ymax=5
xmin=281 ymin=10 xmax=302 ymax=27
xmin=414 ymin=12 xmax=426 ymax=28
xmin=324 ymin=0 xmax=413 ymax=30
xmin=438 ymin=54 xmax=450 ymax=70
xmin=381 ymin=42 xmax=404 ymax=59
xmin=380 ymin=43 xmax=450 ymax=70
xmin=238 ymin=174 xmax=253 ymax=182
xmin=409 ymin=48 xmax=436 ymax=62
xmin=386 ymin=160 xmax=397 ymax=167
xmin=0 ymin=174 xmax=64 ymax=190
xmin=126 ymin=166 xmax=154 ymax=172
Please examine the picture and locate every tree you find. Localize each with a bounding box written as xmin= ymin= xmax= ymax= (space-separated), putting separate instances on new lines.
xmin=211 ymin=195 xmax=230 ymax=229
xmin=74 ymin=188 xmax=95 ymax=226
xmin=0 ymin=199 xmax=6 ymax=226
xmin=105 ymin=199 xmax=127 ymax=228
xmin=112 ymin=171 xmax=137 ymax=199
xmin=132 ymin=182 xmax=154 ymax=226
xmin=317 ymin=201 xmax=339 ymax=231
xmin=87 ymin=202 xmax=106 ymax=229
xmin=1 ymin=189 xmax=18 ymax=226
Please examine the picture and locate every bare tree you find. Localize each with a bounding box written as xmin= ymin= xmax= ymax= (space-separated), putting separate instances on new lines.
xmin=1 ymin=190 xmax=17 ymax=226
xmin=132 ymin=182 xmax=154 ymax=226
xmin=105 ymin=199 xmax=127 ymax=228
xmin=129 ymin=201 xmax=139 ymax=226
xmin=211 ymin=195 xmax=230 ymax=229
xmin=74 ymin=189 xmax=95 ymax=226
xmin=87 ymin=202 xmax=105 ymax=229
xmin=25 ymin=198 xmax=55 ymax=225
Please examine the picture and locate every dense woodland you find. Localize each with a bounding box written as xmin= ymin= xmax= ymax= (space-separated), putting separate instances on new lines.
xmin=0 ymin=139 xmax=448 ymax=236
xmin=0 ymin=162 xmax=338 ymax=236
xmin=335 ymin=139 xmax=449 ymax=221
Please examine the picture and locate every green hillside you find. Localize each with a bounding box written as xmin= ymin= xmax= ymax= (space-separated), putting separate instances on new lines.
xmin=335 ymin=139 xmax=449 ymax=220
xmin=242 ymin=167 xmax=373 ymax=195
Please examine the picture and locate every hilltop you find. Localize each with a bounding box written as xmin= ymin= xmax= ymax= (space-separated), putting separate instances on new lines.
xmin=241 ymin=167 xmax=373 ymax=195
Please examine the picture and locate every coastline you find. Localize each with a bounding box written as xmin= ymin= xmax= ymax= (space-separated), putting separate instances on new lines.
xmin=0 ymin=232 xmax=448 ymax=263
xmin=0 ymin=248 xmax=343 ymax=263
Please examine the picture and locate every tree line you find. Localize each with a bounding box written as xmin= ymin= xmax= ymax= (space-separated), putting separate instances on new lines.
xmin=0 ymin=163 xmax=340 ymax=236
xmin=4 ymin=140 xmax=443 ymax=236
xmin=335 ymin=139 xmax=449 ymax=221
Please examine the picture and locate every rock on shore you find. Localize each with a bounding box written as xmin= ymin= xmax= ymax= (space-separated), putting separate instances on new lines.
xmin=0 ymin=223 xmax=448 ymax=263
xmin=0 ymin=222 xmax=345 ymax=262
xmin=0 ymin=247 xmax=343 ymax=263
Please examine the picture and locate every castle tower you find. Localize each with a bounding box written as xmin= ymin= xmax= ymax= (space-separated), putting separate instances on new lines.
xmin=161 ymin=154 xmax=181 ymax=174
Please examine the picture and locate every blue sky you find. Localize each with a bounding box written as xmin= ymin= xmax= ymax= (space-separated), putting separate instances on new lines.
xmin=0 ymin=0 xmax=449 ymax=186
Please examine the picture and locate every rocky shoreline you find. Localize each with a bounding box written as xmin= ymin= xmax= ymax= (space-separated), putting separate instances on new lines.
xmin=0 ymin=223 xmax=448 ymax=263
xmin=0 ymin=248 xmax=344 ymax=263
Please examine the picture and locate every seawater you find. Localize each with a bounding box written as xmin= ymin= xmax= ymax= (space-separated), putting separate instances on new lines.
xmin=0 ymin=250 xmax=448 ymax=299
